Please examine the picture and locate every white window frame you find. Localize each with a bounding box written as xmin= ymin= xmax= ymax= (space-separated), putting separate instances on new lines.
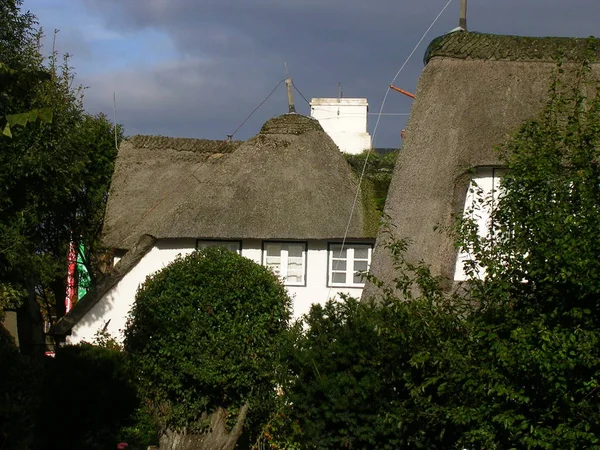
xmin=328 ymin=243 xmax=373 ymax=287
xmin=196 ymin=239 xmax=242 ymax=254
xmin=262 ymin=242 xmax=307 ymax=286
xmin=454 ymin=167 xmax=506 ymax=281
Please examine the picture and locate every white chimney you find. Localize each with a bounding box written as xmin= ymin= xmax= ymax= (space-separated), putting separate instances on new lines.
xmin=310 ymin=98 xmax=372 ymax=154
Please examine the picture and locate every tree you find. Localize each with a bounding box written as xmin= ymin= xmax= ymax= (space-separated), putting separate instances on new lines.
xmin=0 ymin=62 xmax=52 ymax=137
xmin=125 ymin=247 xmax=292 ymax=450
xmin=0 ymin=0 xmax=121 ymax=355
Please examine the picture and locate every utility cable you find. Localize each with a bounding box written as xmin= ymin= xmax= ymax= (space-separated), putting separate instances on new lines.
xmin=292 ymin=80 xmax=311 ymax=106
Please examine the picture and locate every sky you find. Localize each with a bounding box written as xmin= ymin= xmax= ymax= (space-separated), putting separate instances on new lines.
xmin=22 ymin=0 xmax=600 ymax=148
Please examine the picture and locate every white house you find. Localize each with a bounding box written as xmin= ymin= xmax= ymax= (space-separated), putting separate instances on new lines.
xmin=51 ymin=114 xmax=378 ymax=344
xmin=310 ymin=98 xmax=372 ymax=154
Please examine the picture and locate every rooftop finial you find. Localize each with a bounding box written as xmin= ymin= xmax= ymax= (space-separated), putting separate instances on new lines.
xmin=459 ymin=0 xmax=467 ymax=31
xmin=284 ymin=62 xmax=296 ymax=114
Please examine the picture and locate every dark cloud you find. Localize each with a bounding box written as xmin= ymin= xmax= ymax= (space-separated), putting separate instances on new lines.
xmin=75 ymin=0 xmax=600 ymax=146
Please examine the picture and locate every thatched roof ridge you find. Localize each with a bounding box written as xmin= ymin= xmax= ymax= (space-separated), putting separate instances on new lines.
xmin=127 ymin=135 xmax=243 ymax=153
xmin=102 ymin=114 xmax=377 ymax=249
xmin=425 ymin=32 xmax=600 ymax=64
xmin=49 ymin=235 xmax=156 ymax=336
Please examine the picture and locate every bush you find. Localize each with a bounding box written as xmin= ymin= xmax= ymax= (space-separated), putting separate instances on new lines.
xmin=125 ymin=247 xmax=291 ymax=449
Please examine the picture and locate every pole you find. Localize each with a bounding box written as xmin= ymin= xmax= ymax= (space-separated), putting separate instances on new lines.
xmin=459 ymin=0 xmax=467 ymax=31
xmin=285 ymin=78 xmax=296 ymax=113
xmin=389 ymin=85 xmax=416 ymax=99
xmin=284 ymin=62 xmax=296 ymax=113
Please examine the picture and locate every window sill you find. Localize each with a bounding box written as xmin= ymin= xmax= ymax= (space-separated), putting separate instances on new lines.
xmin=328 ymin=283 xmax=366 ymax=289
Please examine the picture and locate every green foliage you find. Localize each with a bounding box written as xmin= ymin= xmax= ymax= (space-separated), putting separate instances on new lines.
xmin=0 ymin=61 xmax=53 ymax=137
xmin=345 ymin=150 xmax=398 ymax=213
xmin=278 ymin=62 xmax=600 ymax=449
xmin=34 ymin=343 xmax=139 ymax=450
xmin=448 ymin=61 xmax=600 ymax=449
xmin=0 ymin=325 xmax=41 ymax=450
xmin=0 ymin=0 xmax=121 ymax=349
xmin=276 ymin=239 xmax=468 ymax=449
xmin=125 ymin=247 xmax=291 ymax=440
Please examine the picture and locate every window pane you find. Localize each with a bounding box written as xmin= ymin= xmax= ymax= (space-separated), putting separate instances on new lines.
xmin=330 ymin=245 xmax=347 ymax=258
xmin=332 ymin=272 xmax=346 ymax=284
xmin=287 ymin=244 xmax=304 ymax=258
xmin=225 ymin=242 xmax=241 ymax=253
xmin=288 ymin=257 xmax=303 ymax=267
xmin=332 ymin=259 xmax=346 ymax=271
xmin=286 ymin=271 xmax=304 ymax=283
xmin=266 ymin=243 xmax=281 ymax=256
xmin=353 ymin=272 xmax=365 ymax=284
xmin=354 ymin=260 xmax=368 ymax=272
xmin=266 ymin=259 xmax=281 ymax=275
xmin=265 ymin=244 xmax=281 ymax=276
xmin=354 ymin=247 xmax=369 ymax=260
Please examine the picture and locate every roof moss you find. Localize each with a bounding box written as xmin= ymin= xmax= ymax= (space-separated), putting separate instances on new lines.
xmin=424 ymin=32 xmax=600 ymax=65
xmin=259 ymin=113 xmax=324 ymax=135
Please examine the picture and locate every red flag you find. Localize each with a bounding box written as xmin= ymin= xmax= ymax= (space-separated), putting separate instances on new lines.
xmin=65 ymin=240 xmax=76 ymax=313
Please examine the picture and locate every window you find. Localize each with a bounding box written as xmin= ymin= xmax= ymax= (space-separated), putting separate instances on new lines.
xmin=454 ymin=167 xmax=505 ymax=281
xmin=263 ymin=242 xmax=307 ymax=286
xmin=197 ymin=240 xmax=241 ymax=254
xmin=328 ymin=243 xmax=373 ymax=287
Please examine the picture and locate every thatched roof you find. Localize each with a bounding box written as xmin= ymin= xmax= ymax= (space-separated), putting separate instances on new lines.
xmin=102 ymin=114 xmax=378 ymax=250
xmin=368 ymin=32 xmax=600 ymax=291
xmin=49 ymin=235 xmax=156 ymax=337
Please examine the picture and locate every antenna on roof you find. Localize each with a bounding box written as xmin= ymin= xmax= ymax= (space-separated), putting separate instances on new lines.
xmin=459 ymin=0 xmax=467 ymax=31
xmin=284 ymin=62 xmax=296 ymax=114
xmin=113 ymin=92 xmax=118 ymax=151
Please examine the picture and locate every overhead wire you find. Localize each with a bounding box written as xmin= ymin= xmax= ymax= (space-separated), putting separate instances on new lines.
xmin=325 ymin=0 xmax=454 ymax=303
xmin=292 ymin=80 xmax=311 ymax=106
xmin=117 ymin=78 xmax=286 ymax=249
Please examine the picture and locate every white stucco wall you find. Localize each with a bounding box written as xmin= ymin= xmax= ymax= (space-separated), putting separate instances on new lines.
xmin=68 ymin=238 xmax=370 ymax=344
xmin=310 ymin=98 xmax=372 ymax=155
xmin=69 ymin=239 xmax=197 ymax=344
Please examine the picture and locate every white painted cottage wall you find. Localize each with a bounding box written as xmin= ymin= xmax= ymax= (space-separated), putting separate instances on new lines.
xmin=310 ymin=98 xmax=372 ymax=155
xmin=68 ymin=239 xmax=368 ymax=345
xmin=69 ymin=239 xmax=197 ymax=344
